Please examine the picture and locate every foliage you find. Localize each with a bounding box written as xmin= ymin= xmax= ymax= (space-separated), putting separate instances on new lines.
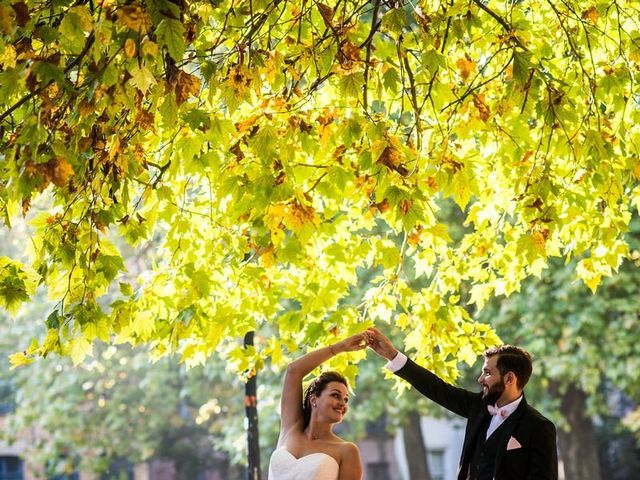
xmin=0 ymin=305 xmax=250 ymax=476
xmin=1 ymin=0 xmax=639 ymax=374
xmin=474 ymin=222 xmax=640 ymax=428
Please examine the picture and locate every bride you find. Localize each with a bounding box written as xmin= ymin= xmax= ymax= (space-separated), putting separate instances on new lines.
xmin=269 ymin=333 xmax=366 ymax=480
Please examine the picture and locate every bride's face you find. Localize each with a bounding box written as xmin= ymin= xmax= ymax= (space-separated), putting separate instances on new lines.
xmin=314 ymin=381 xmax=350 ymax=423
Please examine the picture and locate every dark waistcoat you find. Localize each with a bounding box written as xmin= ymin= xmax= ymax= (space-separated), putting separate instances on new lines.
xmin=469 ymin=415 xmax=503 ymax=480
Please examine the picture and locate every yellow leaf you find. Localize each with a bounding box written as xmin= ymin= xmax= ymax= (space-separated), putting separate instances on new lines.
xmin=269 ymin=338 xmax=284 ymax=367
xmin=51 ymin=157 xmax=75 ymax=187
xmin=581 ymin=6 xmax=599 ymax=24
xmin=404 ymin=327 xmax=424 ymax=352
xmin=205 ymin=322 xmax=225 ymax=351
xmin=531 ymin=230 xmax=546 ymax=252
xmin=96 ymin=317 xmax=110 ymax=342
xmin=0 ymin=44 xmax=16 ymax=69
xmin=128 ymin=64 xmax=156 ymax=93
xmin=0 ymin=5 xmax=16 ymax=35
xmin=40 ymin=329 xmax=60 ymax=356
xmin=456 ymin=57 xmax=476 ymax=81
xmin=226 ymin=64 xmax=252 ymax=95
xmin=141 ymin=39 xmax=159 ymax=58
xmin=576 ymin=258 xmax=601 ymax=293
xmin=370 ymin=139 xmax=388 ymax=161
xmin=9 ymin=352 xmax=34 ymax=369
xmin=396 ymin=312 xmax=409 ymax=328
xmin=124 ymin=38 xmax=137 ymax=58
xmin=261 ymin=245 xmax=277 ymax=268
xmin=181 ymin=342 xmax=207 ymax=366
xmin=117 ymin=5 xmax=150 ymax=33
xmin=286 ymin=199 xmax=319 ymax=231
xmin=70 ymin=335 xmax=93 ymax=365
xmin=132 ymin=310 xmax=156 ymax=339
xmin=453 ymin=173 xmax=471 ymax=209
xmin=430 ymin=223 xmax=452 ymax=243
xmin=457 ymin=343 xmax=476 ymax=366
xmin=270 ymin=227 xmax=285 ymax=246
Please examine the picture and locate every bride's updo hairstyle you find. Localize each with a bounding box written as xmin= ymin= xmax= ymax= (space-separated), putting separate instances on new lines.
xmin=302 ymin=371 xmax=348 ymax=428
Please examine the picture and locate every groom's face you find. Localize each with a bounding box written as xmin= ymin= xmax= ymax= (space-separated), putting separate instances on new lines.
xmin=478 ymin=356 xmax=505 ymax=404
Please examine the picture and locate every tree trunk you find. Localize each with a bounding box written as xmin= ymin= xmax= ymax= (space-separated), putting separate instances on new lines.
xmin=550 ymin=382 xmax=602 ymax=480
xmin=245 ymin=331 xmax=261 ymax=480
xmin=403 ymin=410 xmax=432 ymax=480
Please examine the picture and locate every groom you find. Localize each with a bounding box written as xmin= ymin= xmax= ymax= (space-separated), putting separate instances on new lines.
xmin=365 ymin=328 xmax=558 ymax=480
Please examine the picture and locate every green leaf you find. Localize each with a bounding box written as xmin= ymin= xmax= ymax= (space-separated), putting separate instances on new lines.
xmin=120 ymin=282 xmax=134 ymax=296
xmin=0 ymin=67 xmax=24 ymax=103
xmin=33 ymin=61 xmax=67 ymax=88
xmin=381 ymin=8 xmax=407 ymax=36
xmin=159 ymin=92 xmax=178 ymax=128
xmin=59 ymin=12 xmax=87 ymax=54
xmin=422 ymin=49 xmax=445 ymax=73
xmin=96 ymin=254 xmax=125 ymax=283
xmin=209 ymin=117 xmax=237 ymax=150
xmin=512 ymin=52 xmax=532 ymax=87
xmin=156 ymin=18 xmax=185 ymax=61
xmin=339 ymin=72 xmax=364 ymax=99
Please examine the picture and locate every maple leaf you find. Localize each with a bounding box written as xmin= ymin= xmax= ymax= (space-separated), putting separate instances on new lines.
xmin=456 ymin=56 xmax=476 ymax=82
xmin=473 ymin=94 xmax=491 ymax=122
xmin=0 ymin=44 xmax=16 ymax=69
xmin=377 ymin=146 xmax=409 ymax=176
xmin=581 ymin=7 xmax=599 ymax=24
xmin=0 ymin=4 xmax=16 ymax=35
xmin=3 ymin=0 xmax=640 ymax=393
xmin=175 ymin=70 xmax=201 ymax=105
xmin=69 ymin=335 xmax=93 ymax=366
xmin=317 ymin=3 xmax=335 ymax=29
xmin=156 ymin=17 xmax=186 ymax=61
xmin=117 ymin=5 xmax=150 ymax=33
xmin=339 ymin=40 xmax=361 ymax=68
xmin=50 ymin=158 xmax=75 ymax=187
xmin=124 ymin=38 xmax=137 ymax=58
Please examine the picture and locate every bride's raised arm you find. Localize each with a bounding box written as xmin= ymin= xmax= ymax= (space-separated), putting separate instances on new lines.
xmin=278 ymin=333 xmax=367 ymax=437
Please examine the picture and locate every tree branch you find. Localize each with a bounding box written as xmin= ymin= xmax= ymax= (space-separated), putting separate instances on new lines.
xmin=0 ymin=32 xmax=95 ymax=125
xmin=471 ymin=0 xmax=527 ymax=51
xmin=362 ymin=0 xmax=382 ymax=112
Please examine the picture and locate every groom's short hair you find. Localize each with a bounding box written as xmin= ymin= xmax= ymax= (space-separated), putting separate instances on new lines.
xmin=484 ymin=345 xmax=533 ymax=390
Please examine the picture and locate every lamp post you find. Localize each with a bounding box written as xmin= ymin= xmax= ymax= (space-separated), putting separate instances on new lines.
xmin=244 ymin=331 xmax=261 ymax=480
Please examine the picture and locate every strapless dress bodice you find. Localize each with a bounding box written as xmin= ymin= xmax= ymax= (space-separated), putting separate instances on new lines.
xmin=268 ymin=447 xmax=339 ymax=480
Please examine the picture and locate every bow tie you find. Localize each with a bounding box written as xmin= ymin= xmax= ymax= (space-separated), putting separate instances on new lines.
xmin=487 ymin=404 xmax=508 ymax=418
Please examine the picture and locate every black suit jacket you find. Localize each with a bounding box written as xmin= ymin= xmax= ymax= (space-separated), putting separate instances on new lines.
xmin=395 ymin=357 xmax=558 ymax=480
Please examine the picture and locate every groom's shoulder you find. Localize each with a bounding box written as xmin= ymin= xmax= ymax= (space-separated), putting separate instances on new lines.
xmin=523 ymin=404 xmax=556 ymax=430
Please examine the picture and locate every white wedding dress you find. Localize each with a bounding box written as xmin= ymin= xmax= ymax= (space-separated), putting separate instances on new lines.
xmin=268 ymin=447 xmax=339 ymax=480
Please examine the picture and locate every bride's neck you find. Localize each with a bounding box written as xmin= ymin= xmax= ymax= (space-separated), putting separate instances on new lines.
xmin=305 ymin=421 xmax=333 ymax=441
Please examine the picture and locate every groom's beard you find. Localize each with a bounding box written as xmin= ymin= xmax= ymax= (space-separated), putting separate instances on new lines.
xmin=482 ymin=378 xmax=506 ymax=405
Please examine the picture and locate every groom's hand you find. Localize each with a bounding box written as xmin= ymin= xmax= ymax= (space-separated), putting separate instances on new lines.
xmin=365 ymin=327 xmax=399 ymax=361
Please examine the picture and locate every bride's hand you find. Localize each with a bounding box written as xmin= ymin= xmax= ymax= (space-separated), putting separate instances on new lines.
xmin=333 ymin=333 xmax=367 ymax=353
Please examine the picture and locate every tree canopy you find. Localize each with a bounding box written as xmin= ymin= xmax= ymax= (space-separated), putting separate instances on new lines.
xmin=1 ymin=0 xmax=639 ymax=372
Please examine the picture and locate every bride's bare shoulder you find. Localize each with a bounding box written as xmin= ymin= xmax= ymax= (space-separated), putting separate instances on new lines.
xmin=337 ymin=441 xmax=360 ymax=460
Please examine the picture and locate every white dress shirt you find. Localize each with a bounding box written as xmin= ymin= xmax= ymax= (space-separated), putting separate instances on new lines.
xmin=384 ymin=351 xmax=408 ymax=372
xmin=486 ymin=395 xmax=523 ymax=438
